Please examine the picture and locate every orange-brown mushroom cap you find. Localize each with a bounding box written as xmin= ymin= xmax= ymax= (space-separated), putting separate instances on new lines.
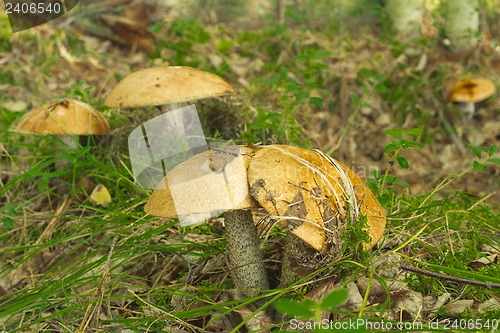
xmin=16 ymin=99 xmax=111 ymax=135
xmin=448 ymin=77 xmax=496 ymax=103
xmin=105 ymin=65 xmax=237 ymax=108
xmin=247 ymin=145 xmax=386 ymax=251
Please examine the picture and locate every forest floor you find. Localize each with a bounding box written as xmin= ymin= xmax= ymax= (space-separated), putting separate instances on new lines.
xmin=0 ymin=2 xmax=499 ymax=332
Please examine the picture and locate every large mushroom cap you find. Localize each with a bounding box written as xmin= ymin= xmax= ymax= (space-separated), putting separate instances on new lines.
xmin=144 ymin=146 xmax=258 ymax=218
xmin=448 ymin=77 xmax=496 ymax=103
xmin=247 ymin=145 xmax=386 ymax=252
xmin=16 ymin=99 xmax=111 ymax=135
xmin=105 ymin=65 xmax=237 ymax=108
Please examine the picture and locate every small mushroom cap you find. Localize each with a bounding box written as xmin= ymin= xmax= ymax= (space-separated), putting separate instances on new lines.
xmin=247 ymin=145 xmax=386 ymax=252
xmin=105 ymin=65 xmax=237 ymax=108
xmin=144 ymin=146 xmax=258 ymax=218
xmin=16 ymin=99 xmax=111 ymax=135
xmin=448 ymin=77 xmax=496 ymax=103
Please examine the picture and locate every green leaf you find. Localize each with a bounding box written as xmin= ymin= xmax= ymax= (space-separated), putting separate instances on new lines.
xmin=384 ymin=128 xmax=404 ymax=139
xmin=378 ymin=193 xmax=392 ymax=208
xmin=396 ymin=156 xmax=410 ymax=169
xmin=0 ymin=205 xmax=17 ymax=229
xmin=320 ymin=288 xmax=349 ymax=310
xmin=351 ymin=93 xmax=361 ymax=106
xmin=399 ymin=180 xmax=410 ymax=188
xmin=309 ymin=96 xmax=324 ymax=107
xmin=383 ymin=142 xmax=400 ymax=153
xmin=407 ymin=127 xmax=423 ymax=137
xmin=148 ymin=21 xmax=166 ymax=34
xmin=274 ymin=299 xmax=314 ymax=318
xmin=294 ymin=90 xmax=310 ymax=102
xmin=400 ymin=139 xmax=422 ymax=149
xmin=488 ymin=144 xmax=498 ymax=157
xmin=366 ymin=178 xmax=378 ymax=193
xmin=486 ymin=157 xmax=500 ymax=165
xmin=317 ymin=89 xmax=333 ymax=98
xmin=468 ymin=143 xmax=485 ymax=159
xmin=2 ymin=217 xmax=14 ymax=229
xmin=472 ymin=161 xmax=489 ymax=173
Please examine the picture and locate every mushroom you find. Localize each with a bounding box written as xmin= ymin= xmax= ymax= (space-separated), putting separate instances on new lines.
xmin=105 ymin=65 xmax=236 ymax=110
xmin=247 ymin=145 xmax=386 ymax=286
xmin=248 ymin=145 xmax=385 ymax=251
xmin=145 ymin=145 xmax=386 ymax=291
xmin=106 ymin=65 xmax=237 ymax=190
xmin=144 ymin=146 xmax=268 ymax=292
xmin=448 ymin=77 xmax=496 ymax=119
xmin=15 ymin=99 xmax=111 ymax=180
xmin=16 ymin=99 xmax=111 ymax=148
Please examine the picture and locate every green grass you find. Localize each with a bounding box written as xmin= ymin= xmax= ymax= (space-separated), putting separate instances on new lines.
xmin=1 ymin=6 xmax=499 ymax=332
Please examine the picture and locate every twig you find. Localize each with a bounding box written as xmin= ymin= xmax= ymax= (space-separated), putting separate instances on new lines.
xmin=400 ymin=265 xmax=500 ymax=290
xmin=35 ymin=196 xmax=70 ymax=245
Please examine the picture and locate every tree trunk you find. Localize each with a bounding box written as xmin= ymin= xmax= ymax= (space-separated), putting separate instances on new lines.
xmin=386 ymin=0 xmax=424 ymax=39
xmin=444 ymin=0 xmax=480 ymax=51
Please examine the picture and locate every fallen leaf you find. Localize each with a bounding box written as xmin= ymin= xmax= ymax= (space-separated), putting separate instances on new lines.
xmin=90 ymin=184 xmax=112 ymax=207
xmin=424 ymin=292 xmax=451 ymax=311
xmin=478 ymin=298 xmax=500 ymax=314
xmin=443 ymin=299 xmax=474 ymax=315
xmin=468 ymin=254 xmax=498 ymax=269
xmin=391 ymin=290 xmax=423 ymax=321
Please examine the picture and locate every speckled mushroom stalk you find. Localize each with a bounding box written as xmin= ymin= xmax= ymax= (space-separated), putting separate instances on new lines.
xmin=225 ymin=210 xmax=269 ymax=291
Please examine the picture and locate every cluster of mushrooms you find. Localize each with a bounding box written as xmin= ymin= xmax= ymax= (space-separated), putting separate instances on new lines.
xmin=14 ymin=66 xmax=495 ymax=310
xmin=103 ymin=65 xmax=387 ymax=293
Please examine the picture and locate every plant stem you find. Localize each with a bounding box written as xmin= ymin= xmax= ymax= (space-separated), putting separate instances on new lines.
xmin=225 ymin=209 xmax=269 ymax=294
xmin=436 ymin=108 xmax=466 ymax=155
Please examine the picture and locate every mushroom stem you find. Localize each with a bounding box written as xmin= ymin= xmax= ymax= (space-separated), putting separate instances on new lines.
xmin=55 ymin=135 xmax=79 ymax=170
xmin=224 ymin=209 xmax=269 ymax=294
xmin=161 ymin=102 xmax=188 ymax=113
xmin=460 ymin=102 xmax=475 ymax=120
xmin=279 ymin=233 xmax=316 ymax=288
xmin=60 ymin=134 xmax=79 ymax=149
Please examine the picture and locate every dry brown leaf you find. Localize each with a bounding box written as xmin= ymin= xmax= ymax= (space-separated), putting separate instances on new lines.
xmin=478 ymin=297 xmax=500 ymax=314
xmin=468 ymin=253 xmax=498 ymax=269
xmin=443 ymin=299 xmax=474 ymax=315
xmin=372 ymin=253 xmax=404 ymax=278
xmin=337 ymin=282 xmax=364 ymax=312
xmin=391 ymin=290 xmax=423 ymax=321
